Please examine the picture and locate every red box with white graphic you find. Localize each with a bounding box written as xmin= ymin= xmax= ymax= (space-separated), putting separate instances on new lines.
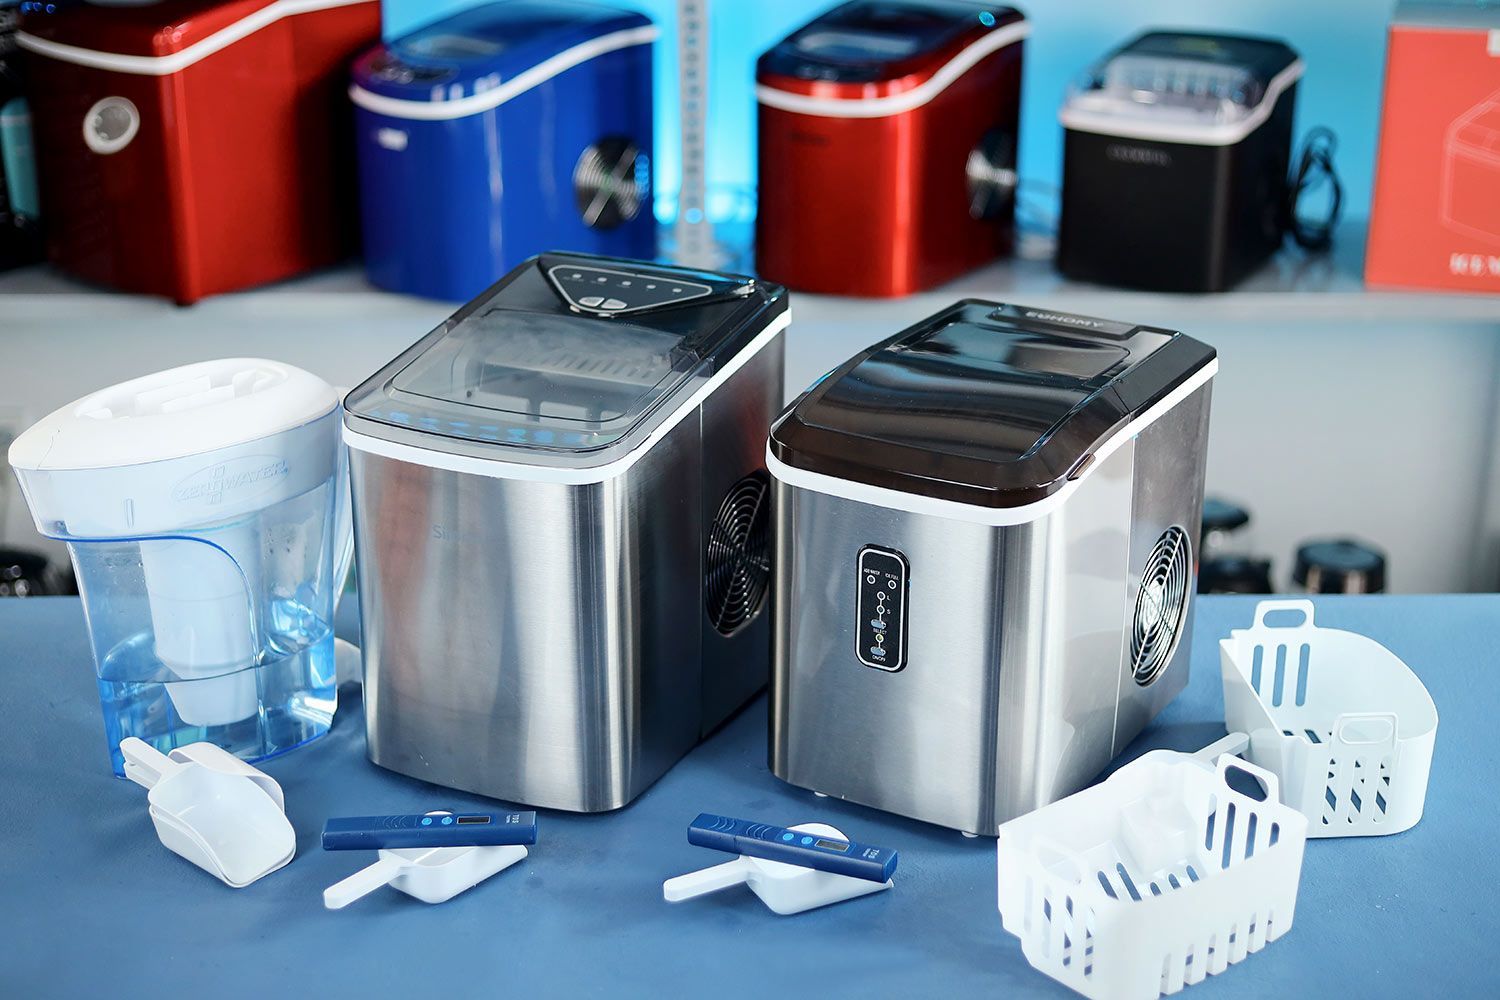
xmin=1367 ymin=3 xmax=1500 ymax=292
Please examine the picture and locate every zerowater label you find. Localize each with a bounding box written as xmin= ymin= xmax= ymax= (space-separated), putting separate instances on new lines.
xmin=173 ymin=455 xmax=290 ymax=507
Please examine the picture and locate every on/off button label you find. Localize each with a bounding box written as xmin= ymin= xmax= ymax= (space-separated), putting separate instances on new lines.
xmin=856 ymin=546 xmax=908 ymax=671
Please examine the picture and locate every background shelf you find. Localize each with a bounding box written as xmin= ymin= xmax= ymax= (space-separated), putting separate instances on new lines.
xmin=3 ymin=222 xmax=1500 ymax=594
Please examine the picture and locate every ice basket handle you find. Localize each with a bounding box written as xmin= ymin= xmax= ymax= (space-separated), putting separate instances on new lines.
xmin=1333 ymin=712 xmax=1399 ymax=751
xmin=1216 ymin=753 xmax=1282 ymax=806
xmin=1251 ymin=599 xmax=1317 ymax=632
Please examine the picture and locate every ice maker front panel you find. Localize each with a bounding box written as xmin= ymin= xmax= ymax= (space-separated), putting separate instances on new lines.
xmin=856 ymin=546 xmax=908 ymax=671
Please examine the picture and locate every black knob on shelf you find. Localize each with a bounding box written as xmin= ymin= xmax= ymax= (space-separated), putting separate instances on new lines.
xmin=1199 ymin=555 xmax=1274 ymax=595
xmin=1292 ymin=538 xmax=1387 ymax=594
xmin=1201 ymin=497 xmax=1251 ymax=535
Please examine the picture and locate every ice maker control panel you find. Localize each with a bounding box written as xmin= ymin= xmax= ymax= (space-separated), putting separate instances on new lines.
xmin=857 ymin=546 xmax=907 ymax=671
xmin=548 ymin=264 xmax=718 ymax=316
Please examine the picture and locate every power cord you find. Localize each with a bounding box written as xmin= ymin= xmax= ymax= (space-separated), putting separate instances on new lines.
xmin=1286 ymin=126 xmax=1342 ymax=251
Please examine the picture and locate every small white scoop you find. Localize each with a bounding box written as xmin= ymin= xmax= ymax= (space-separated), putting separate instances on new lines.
xmin=119 ymin=737 xmax=295 ymax=888
xmin=663 ymin=823 xmax=892 ymax=916
xmin=324 ymin=844 xmax=528 ymax=909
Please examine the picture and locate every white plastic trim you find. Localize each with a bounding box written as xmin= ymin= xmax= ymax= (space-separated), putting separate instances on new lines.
xmin=348 ymin=26 xmax=659 ymax=121
xmin=767 ymin=358 xmax=1217 ymax=526
xmin=15 ymin=0 xmax=375 ymax=76
xmin=1058 ymin=60 xmax=1305 ymax=146
xmin=755 ymin=21 xmax=1029 ymax=119
xmin=344 ymin=310 xmax=790 ymax=485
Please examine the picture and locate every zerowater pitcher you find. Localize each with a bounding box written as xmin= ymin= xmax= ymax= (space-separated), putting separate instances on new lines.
xmin=8 ymin=359 xmax=351 ymax=775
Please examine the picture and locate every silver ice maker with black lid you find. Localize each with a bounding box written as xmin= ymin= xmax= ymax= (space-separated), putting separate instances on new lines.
xmin=768 ymin=301 xmax=1216 ymax=834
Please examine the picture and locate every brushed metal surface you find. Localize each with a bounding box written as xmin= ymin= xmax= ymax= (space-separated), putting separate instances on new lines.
xmin=353 ymin=337 xmax=783 ymax=812
xmin=1113 ymin=383 xmax=1213 ymax=754
xmin=697 ymin=339 xmax=784 ymax=732
xmin=771 ymin=385 xmax=1212 ymax=834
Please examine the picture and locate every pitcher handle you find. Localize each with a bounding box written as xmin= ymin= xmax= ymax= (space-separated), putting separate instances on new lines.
xmin=332 ymin=394 xmax=355 ymax=613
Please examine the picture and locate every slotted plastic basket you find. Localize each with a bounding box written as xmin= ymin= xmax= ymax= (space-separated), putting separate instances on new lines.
xmin=997 ymin=740 xmax=1308 ymax=1000
xmin=1220 ymin=599 xmax=1438 ymax=837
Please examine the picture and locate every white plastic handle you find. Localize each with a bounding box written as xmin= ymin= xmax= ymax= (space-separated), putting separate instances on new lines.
xmin=1216 ymin=753 xmax=1282 ymax=806
xmin=663 ymin=860 xmax=749 ymax=902
xmin=1029 ymin=839 xmax=1089 ymax=885
xmin=1251 ymin=599 xmax=1316 ymax=631
xmin=1333 ymin=712 xmax=1399 ymax=749
xmin=119 ymin=737 xmax=179 ymax=791
xmin=331 ymin=399 xmax=355 ymax=614
xmin=1194 ymin=732 xmax=1251 ymax=764
xmin=323 ymin=856 xmax=406 ymax=910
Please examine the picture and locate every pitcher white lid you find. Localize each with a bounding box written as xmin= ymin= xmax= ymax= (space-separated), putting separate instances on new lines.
xmin=8 ymin=359 xmax=341 ymax=472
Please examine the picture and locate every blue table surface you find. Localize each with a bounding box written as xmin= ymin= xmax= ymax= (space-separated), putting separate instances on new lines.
xmin=1 ymin=594 xmax=1496 ymax=998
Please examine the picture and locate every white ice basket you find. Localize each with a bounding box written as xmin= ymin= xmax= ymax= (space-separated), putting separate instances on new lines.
xmin=1220 ymin=599 xmax=1437 ymax=837
xmin=997 ymin=742 xmax=1308 ymax=1000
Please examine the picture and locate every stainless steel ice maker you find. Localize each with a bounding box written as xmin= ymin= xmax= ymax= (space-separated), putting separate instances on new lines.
xmin=344 ymin=253 xmax=788 ymax=811
xmin=768 ymin=301 xmax=1215 ymax=834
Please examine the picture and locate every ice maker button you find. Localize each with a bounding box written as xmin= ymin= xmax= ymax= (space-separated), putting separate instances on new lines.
xmin=602 ymin=298 xmax=628 ymax=310
xmin=579 ymin=295 xmax=605 ymax=307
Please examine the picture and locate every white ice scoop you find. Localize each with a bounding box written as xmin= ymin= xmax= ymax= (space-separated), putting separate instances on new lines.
xmin=663 ymin=822 xmax=892 ymax=916
xmin=119 ymin=737 xmax=295 ymax=888
xmin=323 ymin=844 xmax=528 ymax=909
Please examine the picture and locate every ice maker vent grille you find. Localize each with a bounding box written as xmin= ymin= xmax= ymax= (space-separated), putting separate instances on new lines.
xmin=574 ymin=137 xmax=644 ymax=230
xmin=705 ymin=473 xmax=771 ymax=636
xmin=1132 ymin=525 xmax=1191 ymax=686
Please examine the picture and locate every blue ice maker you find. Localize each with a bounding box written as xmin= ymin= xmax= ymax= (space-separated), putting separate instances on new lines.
xmin=351 ymin=1 xmax=657 ymax=301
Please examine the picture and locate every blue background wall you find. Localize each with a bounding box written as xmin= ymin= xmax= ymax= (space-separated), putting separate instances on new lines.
xmin=383 ymin=0 xmax=1403 ymax=224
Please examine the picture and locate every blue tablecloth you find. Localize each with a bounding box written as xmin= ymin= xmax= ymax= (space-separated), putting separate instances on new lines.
xmin=1 ymin=595 xmax=1495 ymax=998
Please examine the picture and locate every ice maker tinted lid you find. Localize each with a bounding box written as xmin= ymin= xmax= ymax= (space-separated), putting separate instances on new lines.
xmin=758 ymin=1 xmax=1022 ymax=85
xmin=345 ymin=253 xmax=786 ymax=464
xmin=353 ymin=0 xmax=651 ymax=98
xmin=1065 ymin=31 xmax=1300 ymax=129
xmin=770 ymin=301 xmax=1216 ymax=508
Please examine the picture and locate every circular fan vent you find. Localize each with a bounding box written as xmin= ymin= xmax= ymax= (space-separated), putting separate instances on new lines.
xmin=574 ymin=137 xmax=644 ymax=230
xmin=705 ymin=473 xmax=772 ymax=636
xmin=966 ymin=127 xmax=1018 ymax=221
xmin=1131 ymin=526 xmax=1192 ymax=686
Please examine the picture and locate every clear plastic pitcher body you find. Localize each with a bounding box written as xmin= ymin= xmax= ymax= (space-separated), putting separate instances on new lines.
xmin=9 ymin=362 xmax=348 ymax=775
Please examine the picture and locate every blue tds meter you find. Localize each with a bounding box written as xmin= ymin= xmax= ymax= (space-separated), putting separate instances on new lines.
xmin=322 ymin=810 xmax=538 ymax=851
xmin=686 ymin=814 xmax=897 ymax=882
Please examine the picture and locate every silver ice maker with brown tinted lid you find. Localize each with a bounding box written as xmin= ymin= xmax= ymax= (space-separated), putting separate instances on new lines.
xmin=767 ymin=301 xmax=1216 ymax=834
xmin=344 ymin=253 xmax=788 ymax=811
